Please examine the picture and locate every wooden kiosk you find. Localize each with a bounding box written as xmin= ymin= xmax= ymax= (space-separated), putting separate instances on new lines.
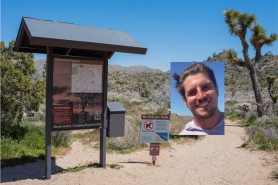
xmin=14 ymin=17 xmax=147 ymax=179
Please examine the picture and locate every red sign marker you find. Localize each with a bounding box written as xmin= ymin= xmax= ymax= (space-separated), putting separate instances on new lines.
xmin=144 ymin=120 xmax=154 ymax=130
xmin=150 ymin=143 xmax=160 ymax=156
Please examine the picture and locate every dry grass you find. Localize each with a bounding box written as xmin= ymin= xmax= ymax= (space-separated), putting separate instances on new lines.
xmin=54 ymin=147 xmax=72 ymax=156
xmin=170 ymin=113 xmax=193 ymax=135
xmin=109 ymin=164 xmax=124 ymax=169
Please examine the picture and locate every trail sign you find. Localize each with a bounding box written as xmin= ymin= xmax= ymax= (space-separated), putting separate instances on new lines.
xmin=152 ymin=155 xmax=157 ymax=161
xmin=141 ymin=115 xmax=169 ymax=143
xmin=150 ymin=143 xmax=160 ymax=155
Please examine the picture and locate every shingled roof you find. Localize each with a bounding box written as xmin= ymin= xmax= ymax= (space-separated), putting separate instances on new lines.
xmin=14 ymin=17 xmax=147 ymax=59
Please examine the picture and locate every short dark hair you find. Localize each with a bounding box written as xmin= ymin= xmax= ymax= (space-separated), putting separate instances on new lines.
xmin=173 ymin=62 xmax=217 ymax=100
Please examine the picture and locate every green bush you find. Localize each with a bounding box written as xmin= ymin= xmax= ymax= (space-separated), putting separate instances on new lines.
xmin=246 ymin=116 xmax=278 ymax=150
xmin=141 ymin=89 xmax=151 ymax=98
xmin=1 ymin=122 xmax=45 ymax=160
xmin=1 ymin=121 xmax=72 ymax=167
xmin=51 ymin=131 xmax=72 ymax=147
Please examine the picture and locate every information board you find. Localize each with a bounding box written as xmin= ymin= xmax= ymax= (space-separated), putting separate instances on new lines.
xmin=52 ymin=57 xmax=103 ymax=131
xmin=141 ymin=115 xmax=170 ymax=143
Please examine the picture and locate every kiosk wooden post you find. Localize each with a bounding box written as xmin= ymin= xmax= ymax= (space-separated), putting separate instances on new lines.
xmin=45 ymin=46 xmax=53 ymax=180
xmin=100 ymin=52 xmax=108 ymax=168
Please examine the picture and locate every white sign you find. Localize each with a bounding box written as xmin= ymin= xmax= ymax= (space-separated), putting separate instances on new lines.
xmin=71 ymin=63 xmax=102 ymax=93
xmin=141 ymin=115 xmax=170 ymax=143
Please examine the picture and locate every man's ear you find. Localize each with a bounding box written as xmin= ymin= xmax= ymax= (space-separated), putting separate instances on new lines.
xmin=182 ymin=96 xmax=189 ymax=108
xmin=216 ymin=84 xmax=219 ymax=97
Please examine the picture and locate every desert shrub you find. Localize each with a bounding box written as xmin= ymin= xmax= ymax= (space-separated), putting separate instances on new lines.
xmin=244 ymin=111 xmax=258 ymax=123
xmin=5 ymin=121 xmax=32 ymax=139
xmin=107 ymin=96 xmax=124 ymax=104
xmin=1 ymin=122 xmax=45 ymax=160
xmin=258 ymin=100 xmax=278 ymax=117
xmin=225 ymin=108 xmax=243 ymax=120
xmin=143 ymin=103 xmax=158 ymax=111
xmin=51 ymin=131 xmax=72 ymax=147
xmin=141 ymin=89 xmax=151 ymax=98
xmin=24 ymin=112 xmax=42 ymax=123
xmin=108 ymin=123 xmax=142 ymax=150
xmin=246 ymin=116 xmax=278 ymax=150
xmin=238 ymin=103 xmax=251 ymax=112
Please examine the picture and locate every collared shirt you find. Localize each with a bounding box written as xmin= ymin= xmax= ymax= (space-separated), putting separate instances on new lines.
xmin=178 ymin=112 xmax=225 ymax=135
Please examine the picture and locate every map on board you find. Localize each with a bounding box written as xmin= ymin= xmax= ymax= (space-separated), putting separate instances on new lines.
xmin=71 ymin=63 xmax=102 ymax=93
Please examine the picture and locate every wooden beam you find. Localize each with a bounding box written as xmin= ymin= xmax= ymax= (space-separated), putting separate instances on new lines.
xmin=66 ymin=48 xmax=72 ymax=55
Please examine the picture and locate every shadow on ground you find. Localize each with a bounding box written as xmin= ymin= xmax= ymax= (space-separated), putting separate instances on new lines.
xmin=1 ymin=157 xmax=63 ymax=183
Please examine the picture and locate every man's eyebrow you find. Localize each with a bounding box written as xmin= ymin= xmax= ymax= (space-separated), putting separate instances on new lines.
xmin=186 ymin=82 xmax=213 ymax=93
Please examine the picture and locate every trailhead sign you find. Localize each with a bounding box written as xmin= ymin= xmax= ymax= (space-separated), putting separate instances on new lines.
xmin=14 ymin=17 xmax=147 ymax=179
xmin=141 ymin=115 xmax=170 ymax=143
xmin=52 ymin=57 xmax=103 ymax=131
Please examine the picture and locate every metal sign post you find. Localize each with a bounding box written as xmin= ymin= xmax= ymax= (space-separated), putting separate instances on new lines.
xmin=150 ymin=143 xmax=160 ymax=165
xmin=45 ymin=46 xmax=53 ymax=180
xmin=100 ymin=52 xmax=108 ymax=168
xmin=152 ymin=155 xmax=157 ymax=165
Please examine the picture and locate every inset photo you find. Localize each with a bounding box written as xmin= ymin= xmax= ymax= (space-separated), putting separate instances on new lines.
xmin=170 ymin=62 xmax=225 ymax=135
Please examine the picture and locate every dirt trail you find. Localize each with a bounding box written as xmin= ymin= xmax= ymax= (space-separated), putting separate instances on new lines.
xmin=2 ymin=119 xmax=278 ymax=185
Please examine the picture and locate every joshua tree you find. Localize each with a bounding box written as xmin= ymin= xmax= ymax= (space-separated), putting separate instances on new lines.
xmin=223 ymin=7 xmax=278 ymax=117
xmin=266 ymin=75 xmax=277 ymax=103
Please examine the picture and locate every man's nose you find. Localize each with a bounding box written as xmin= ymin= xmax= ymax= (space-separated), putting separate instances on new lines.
xmin=196 ymin=88 xmax=206 ymax=100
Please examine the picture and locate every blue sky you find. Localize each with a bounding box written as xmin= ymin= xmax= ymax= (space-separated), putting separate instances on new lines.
xmin=1 ymin=0 xmax=277 ymax=72
xmin=171 ymin=62 xmax=225 ymax=116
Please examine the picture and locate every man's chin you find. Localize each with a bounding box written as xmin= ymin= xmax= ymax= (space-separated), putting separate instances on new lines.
xmin=193 ymin=110 xmax=215 ymax=119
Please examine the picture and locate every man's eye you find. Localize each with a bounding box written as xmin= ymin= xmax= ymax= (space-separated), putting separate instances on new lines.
xmin=188 ymin=91 xmax=196 ymax=95
xmin=203 ymin=86 xmax=210 ymax=90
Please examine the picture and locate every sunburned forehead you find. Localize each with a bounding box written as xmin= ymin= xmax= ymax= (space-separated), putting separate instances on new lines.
xmin=183 ymin=72 xmax=213 ymax=92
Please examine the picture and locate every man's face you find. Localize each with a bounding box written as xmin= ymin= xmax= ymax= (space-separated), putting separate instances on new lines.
xmin=182 ymin=72 xmax=219 ymax=120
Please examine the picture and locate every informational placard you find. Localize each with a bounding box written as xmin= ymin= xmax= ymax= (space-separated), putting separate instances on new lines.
xmin=141 ymin=115 xmax=169 ymax=143
xmin=52 ymin=57 xmax=103 ymax=131
xmin=150 ymin=143 xmax=160 ymax=156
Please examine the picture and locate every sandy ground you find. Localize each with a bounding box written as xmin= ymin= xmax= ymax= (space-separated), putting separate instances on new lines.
xmin=2 ymin=119 xmax=278 ymax=185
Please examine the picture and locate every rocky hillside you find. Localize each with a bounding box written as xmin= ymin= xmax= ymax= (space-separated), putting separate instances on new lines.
xmin=205 ymin=51 xmax=278 ymax=103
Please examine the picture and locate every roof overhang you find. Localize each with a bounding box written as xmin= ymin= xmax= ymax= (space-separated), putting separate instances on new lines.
xmin=14 ymin=17 xmax=147 ymax=59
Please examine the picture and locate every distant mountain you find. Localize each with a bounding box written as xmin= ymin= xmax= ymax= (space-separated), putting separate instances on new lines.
xmin=33 ymin=60 xmax=167 ymax=77
xmin=108 ymin=64 xmax=165 ymax=74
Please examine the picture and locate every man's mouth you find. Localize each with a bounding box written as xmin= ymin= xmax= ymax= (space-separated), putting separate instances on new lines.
xmin=196 ymin=98 xmax=210 ymax=108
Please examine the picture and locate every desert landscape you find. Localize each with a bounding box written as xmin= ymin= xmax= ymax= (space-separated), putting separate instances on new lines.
xmin=1 ymin=120 xmax=278 ymax=185
xmin=2 ymin=50 xmax=278 ymax=184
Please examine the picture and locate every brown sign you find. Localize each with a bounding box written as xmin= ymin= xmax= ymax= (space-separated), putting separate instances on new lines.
xmin=141 ymin=115 xmax=170 ymax=120
xmin=53 ymin=105 xmax=72 ymax=124
xmin=52 ymin=57 xmax=103 ymax=131
xmin=150 ymin=143 xmax=160 ymax=156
